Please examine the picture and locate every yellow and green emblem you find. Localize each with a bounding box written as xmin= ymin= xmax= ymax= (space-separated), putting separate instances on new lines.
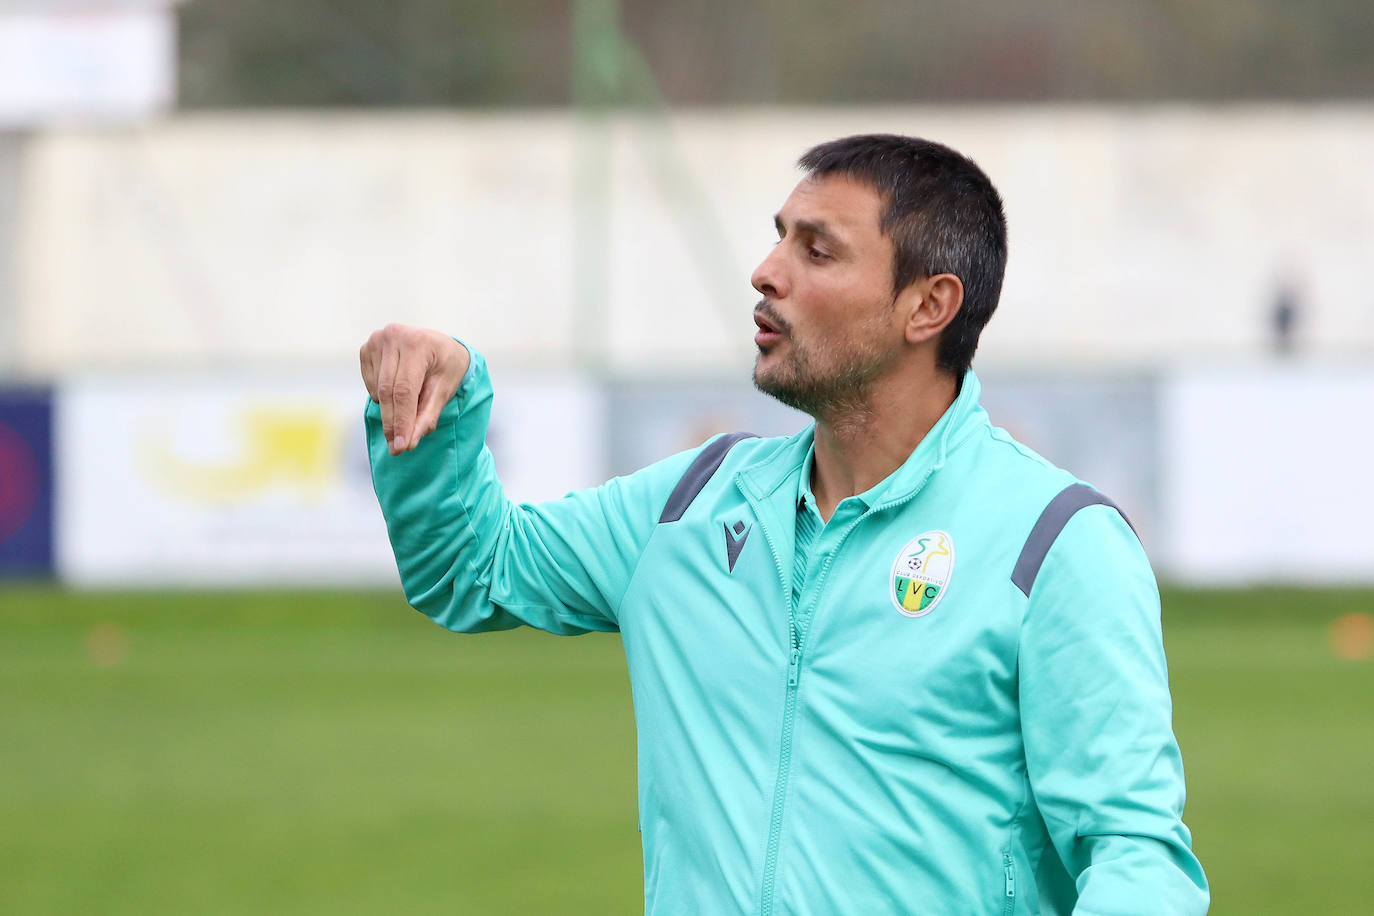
xmin=889 ymin=530 xmax=954 ymax=618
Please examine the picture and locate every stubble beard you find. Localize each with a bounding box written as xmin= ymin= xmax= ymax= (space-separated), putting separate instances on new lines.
xmin=752 ymin=327 xmax=894 ymax=422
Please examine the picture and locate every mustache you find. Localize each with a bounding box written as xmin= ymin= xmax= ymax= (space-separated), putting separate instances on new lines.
xmin=754 ymin=300 xmax=792 ymax=334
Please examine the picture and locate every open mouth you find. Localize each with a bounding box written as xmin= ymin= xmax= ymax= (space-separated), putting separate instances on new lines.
xmin=753 ymin=310 xmax=784 ymax=349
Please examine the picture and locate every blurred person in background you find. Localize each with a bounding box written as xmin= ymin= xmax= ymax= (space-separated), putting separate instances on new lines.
xmin=360 ymin=134 xmax=1208 ymax=914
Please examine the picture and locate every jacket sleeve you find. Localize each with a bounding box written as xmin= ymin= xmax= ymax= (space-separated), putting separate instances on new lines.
xmin=365 ymin=346 xmax=695 ymax=636
xmin=1018 ymin=505 xmax=1210 ymax=915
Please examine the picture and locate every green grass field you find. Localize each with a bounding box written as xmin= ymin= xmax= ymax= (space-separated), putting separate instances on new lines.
xmin=2 ymin=586 xmax=1372 ymax=915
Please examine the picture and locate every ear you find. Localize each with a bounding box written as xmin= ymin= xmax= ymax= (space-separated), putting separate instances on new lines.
xmin=899 ymin=273 xmax=964 ymax=345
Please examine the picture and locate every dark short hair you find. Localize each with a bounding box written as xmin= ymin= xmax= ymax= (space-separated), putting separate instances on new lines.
xmin=798 ymin=134 xmax=1007 ymax=377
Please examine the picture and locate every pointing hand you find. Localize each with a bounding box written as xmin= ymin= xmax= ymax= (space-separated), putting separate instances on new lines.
xmin=359 ymin=324 xmax=471 ymax=456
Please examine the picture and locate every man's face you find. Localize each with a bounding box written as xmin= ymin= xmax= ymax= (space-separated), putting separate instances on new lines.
xmin=751 ymin=174 xmax=906 ymax=417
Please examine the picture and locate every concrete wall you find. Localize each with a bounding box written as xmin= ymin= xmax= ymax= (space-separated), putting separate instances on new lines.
xmin=11 ymin=106 xmax=1374 ymax=376
xmin=0 ymin=132 xmax=21 ymax=372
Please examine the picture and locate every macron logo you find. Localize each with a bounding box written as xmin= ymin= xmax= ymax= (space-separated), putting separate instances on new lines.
xmin=724 ymin=520 xmax=752 ymax=573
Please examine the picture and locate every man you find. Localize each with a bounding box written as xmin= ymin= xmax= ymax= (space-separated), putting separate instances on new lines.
xmin=361 ymin=134 xmax=1209 ymax=915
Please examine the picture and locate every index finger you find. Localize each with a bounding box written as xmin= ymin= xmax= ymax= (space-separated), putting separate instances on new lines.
xmin=376 ymin=336 xmax=400 ymax=447
xmin=388 ymin=346 xmax=427 ymax=455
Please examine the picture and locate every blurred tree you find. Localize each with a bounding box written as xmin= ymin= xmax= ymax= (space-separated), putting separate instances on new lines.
xmin=179 ymin=0 xmax=573 ymax=106
xmin=177 ymin=0 xmax=1374 ymax=107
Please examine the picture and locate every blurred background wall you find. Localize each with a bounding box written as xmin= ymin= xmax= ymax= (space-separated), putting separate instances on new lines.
xmin=1 ymin=0 xmax=1372 ymax=586
xmin=14 ymin=107 xmax=1374 ymax=374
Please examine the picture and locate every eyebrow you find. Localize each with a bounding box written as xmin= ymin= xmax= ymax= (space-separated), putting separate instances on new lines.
xmin=774 ymin=214 xmax=846 ymax=248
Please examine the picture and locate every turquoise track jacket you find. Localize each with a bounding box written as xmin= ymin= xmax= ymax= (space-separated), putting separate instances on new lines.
xmin=366 ymin=348 xmax=1208 ymax=916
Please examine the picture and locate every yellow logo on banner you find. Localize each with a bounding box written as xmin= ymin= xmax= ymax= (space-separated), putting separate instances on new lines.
xmin=143 ymin=407 xmax=341 ymax=503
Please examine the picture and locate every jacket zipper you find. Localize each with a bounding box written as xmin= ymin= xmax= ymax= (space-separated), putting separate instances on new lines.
xmin=756 ymin=513 xmax=796 ymax=916
xmin=757 ymin=511 xmax=867 ymax=916
xmin=1002 ymin=850 xmax=1016 ymax=915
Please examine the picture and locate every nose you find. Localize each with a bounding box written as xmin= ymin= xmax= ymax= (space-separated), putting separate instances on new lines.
xmin=751 ymin=245 xmax=786 ymax=300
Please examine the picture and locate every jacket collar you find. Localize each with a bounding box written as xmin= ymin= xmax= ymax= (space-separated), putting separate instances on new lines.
xmin=737 ymin=369 xmax=987 ymax=507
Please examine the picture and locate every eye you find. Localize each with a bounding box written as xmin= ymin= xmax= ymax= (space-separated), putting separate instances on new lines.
xmin=808 ymin=246 xmax=830 ymax=262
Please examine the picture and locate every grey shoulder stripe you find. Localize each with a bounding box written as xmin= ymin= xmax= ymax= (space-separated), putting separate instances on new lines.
xmin=1011 ymin=483 xmax=1135 ymax=597
xmin=658 ymin=432 xmax=757 ymax=524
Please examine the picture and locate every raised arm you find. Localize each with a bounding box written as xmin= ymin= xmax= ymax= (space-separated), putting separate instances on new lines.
xmin=360 ymin=325 xmax=692 ymax=635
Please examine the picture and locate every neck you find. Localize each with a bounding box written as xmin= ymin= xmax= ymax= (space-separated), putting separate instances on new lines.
xmin=809 ymin=364 xmax=959 ymax=522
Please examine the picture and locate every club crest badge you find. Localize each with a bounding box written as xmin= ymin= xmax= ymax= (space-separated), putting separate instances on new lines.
xmin=890 ymin=530 xmax=954 ymax=618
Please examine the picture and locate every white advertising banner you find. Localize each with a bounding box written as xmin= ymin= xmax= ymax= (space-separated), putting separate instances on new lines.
xmin=55 ymin=371 xmax=604 ymax=587
xmin=0 ymin=7 xmax=175 ymax=127
xmin=1160 ymin=365 xmax=1374 ymax=585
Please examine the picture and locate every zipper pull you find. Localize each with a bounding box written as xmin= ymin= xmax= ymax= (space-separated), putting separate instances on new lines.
xmin=1003 ymin=851 xmax=1015 ymax=897
xmin=787 ymin=647 xmax=801 ymax=687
